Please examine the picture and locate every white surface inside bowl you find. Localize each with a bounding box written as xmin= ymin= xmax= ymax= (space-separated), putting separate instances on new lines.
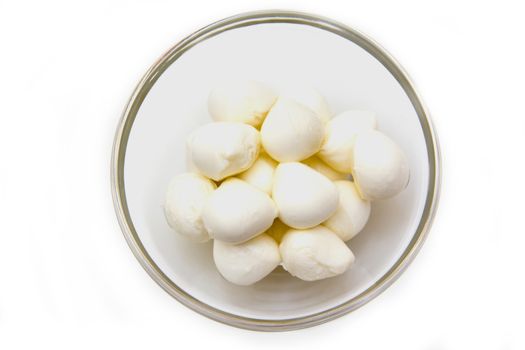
xmin=124 ymin=23 xmax=429 ymax=320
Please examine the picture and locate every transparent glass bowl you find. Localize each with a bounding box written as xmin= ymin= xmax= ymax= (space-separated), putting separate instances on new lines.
xmin=111 ymin=10 xmax=440 ymax=331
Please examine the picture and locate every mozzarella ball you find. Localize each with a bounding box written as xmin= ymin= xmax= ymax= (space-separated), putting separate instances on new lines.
xmin=280 ymin=85 xmax=332 ymax=123
xmin=302 ymin=156 xmax=349 ymax=181
xmin=272 ymin=162 xmax=338 ymax=229
xmin=266 ymin=219 xmax=290 ymax=243
xmin=280 ymin=226 xmax=355 ymax=281
xmin=213 ymin=233 xmax=281 ymax=286
xmin=261 ymin=98 xmax=325 ymax=162
xmin=323 ymin=180 xmax=371 ymax=241
xmin=164 ymin=173 xmax=216 ymax=242
xmin=353 ymin=130 xmax=410 ymax=200
xmin=318 ymin=111 xmax=377 ymax=173
xmin=202 ymin=178 xmax=278 ymax=243
xmin=186 ymin=122 xmax=260 ymax=181
xmin=208 ymin=80 xmax=277 ymax=127
xmin=237 ymin=153 xmax=277 ymax=194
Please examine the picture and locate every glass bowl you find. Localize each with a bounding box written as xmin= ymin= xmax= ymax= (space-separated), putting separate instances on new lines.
xmin=111 ymin=10 xmax=440 ymax=331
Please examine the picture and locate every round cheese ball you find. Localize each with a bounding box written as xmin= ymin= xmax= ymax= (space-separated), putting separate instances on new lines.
xmin=323 ymin=180 xmax=371 ymax=241
xmin=318 ymin=111 xmax=377 ymax=173
xmin=208 ymin=80 xmax=277 ymax=127
xmin=272 ymin=162 xmax=339 ymax=229
xmin=213 ymin=233 xmax=281 ymax=286
xmin=186 ymin=122 xmax=260 ymax=181
xmin=164 ymin=173 xmax=216 ymax=242
xmin=302 ymin=156 xmax=349 ymax=181
xmin=352 ymin=130 xmax=410 ymax=200
xmin=202 ymin=178 xmax=278 ymax=243
xmin=260 ymin=98 xmax=325 ymax=162
xmin=280 ymin=226 xmax=355 ymax=281
xmin=237 ymin=153 xmax=277 ymax=195
xmin=280 ymin=84 xmax=332 ymax=123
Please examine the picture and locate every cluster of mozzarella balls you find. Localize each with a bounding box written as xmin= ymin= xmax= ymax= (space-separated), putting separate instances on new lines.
xmin=164 ymin=81 xmax=409 ymax=286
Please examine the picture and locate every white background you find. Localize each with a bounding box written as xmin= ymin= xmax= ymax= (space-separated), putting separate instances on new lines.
xmin=1 ymin=0 xmax=524 ymax=349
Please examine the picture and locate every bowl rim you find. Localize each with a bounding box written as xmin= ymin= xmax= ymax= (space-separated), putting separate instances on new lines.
xmin=111 ymin=10 xmax=441 ymax=332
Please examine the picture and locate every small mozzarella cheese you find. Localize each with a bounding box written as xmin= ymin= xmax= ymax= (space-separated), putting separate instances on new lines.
xmin=318 ymin=111 xmax=377 ymax=173
xmin=302 ymin=156 xmax=350 ymax=181
xmin=213 ymin=233 xmax=281 ymax=286
xmin=352 ymin=130 xmax=410 ymax=200
xmin=280 ymin=85 xmax=332 ymax=123
xmin=208 ymin=80 xmax=277 ymax=127
xmin=202 ymin=178 xmax=278 ymax=243
xmin=186 ymin=122 xmax=260 ymax=181
xmin=237 ymin=153 xmax=277 ymax=194
xmin=164 ymin=173 xmax=216 ymax=242
xmin=266 ymin=219 xmax=290 ymax=243
xmin=280 ymin=226 xmax=355 ymax=281
xmin=272 ymin=162 xmax=339 ymax=229
xmin=323 ymin=180 xmax=371 ymax=241
xmin=260 ymin=98 xmax=325 ymax=162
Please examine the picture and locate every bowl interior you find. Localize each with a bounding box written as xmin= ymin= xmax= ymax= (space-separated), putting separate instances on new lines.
xmin=123 ymin=22 xmax=430 ymax=320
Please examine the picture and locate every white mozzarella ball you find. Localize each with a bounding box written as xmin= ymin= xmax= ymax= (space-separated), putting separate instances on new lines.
xmin=208 ymin=81 xmax=277 ymax=127
xmin=318 ymin=111 xmax=377 ymax=173
xmin=302 ymin=156 xmax=350 ymax=181
xmin=164 ymin=173 xmax=216 ymax=242
xmin=237 ymin=153 xmax=277 ymax=194
xmin=272 ymin=162 xmax=339 ymax=229
xmin=186 ymin=122 xmax=260 ymax=181
xmin=260 ymin=98 xmax=325 ymax=162
xmin=213 ymin=233 xmax=281 ymax=286
xmin=202 ymin=178 xmax=278 ymax=243
xmin=279 ymin=226 xmax=355 ymax=281
xmin=353 ymin=130 xmax=410 ymax=200
xmin=280 ymin=85 xmax=332 ymax=123
xmin=323 ymin=180 xmax=371 ymax=241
